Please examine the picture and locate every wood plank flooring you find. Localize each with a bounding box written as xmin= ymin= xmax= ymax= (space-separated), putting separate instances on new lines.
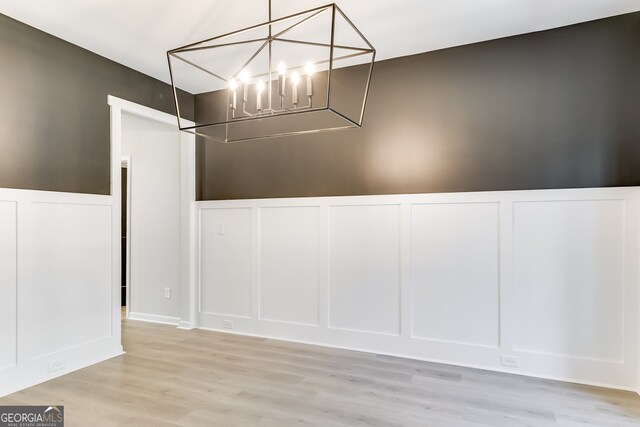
xmin=1 ymin=317 xmax=639 ymax=426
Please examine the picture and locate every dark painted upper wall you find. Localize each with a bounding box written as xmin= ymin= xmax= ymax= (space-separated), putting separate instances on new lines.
xmin=197 ymin=12 xmax=640 ymax=200
xmin=0 ymin=14 xmax=193 ymax=195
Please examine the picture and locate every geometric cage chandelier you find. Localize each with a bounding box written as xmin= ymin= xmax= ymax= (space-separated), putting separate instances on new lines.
xmin=167 ymin=1 xmax=376 ymax=143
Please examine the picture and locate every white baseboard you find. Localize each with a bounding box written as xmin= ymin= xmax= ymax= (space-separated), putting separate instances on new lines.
xmin=0 ymin=339 xmax=123 ymax=398
xmin=198 ymin=325 xmax=637 ymax=393
xmin=128 ymin=312 xmax=180 ymax=326
xmin=177 ymin=320 xmax=195 ymax=330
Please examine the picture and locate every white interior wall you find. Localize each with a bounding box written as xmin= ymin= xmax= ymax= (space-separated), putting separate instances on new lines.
xmin=121 ymin=112 xmax=183 ymax=324
xmin=197 ymin=187 xmax=640 ymax=391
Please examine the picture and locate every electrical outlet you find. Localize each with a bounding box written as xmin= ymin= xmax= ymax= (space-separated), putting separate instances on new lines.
xmin=217 ymin=223 xmax=225 ymax=235
xmin=222 ymin=319 xmax=234 ymax=330
xmin=164 ymin=287 xmax=171 ymax=299
xmin=48 ymin=359 xmax=65 ymax=373
xmin=501 ymin=355 xmax=520 ymax=368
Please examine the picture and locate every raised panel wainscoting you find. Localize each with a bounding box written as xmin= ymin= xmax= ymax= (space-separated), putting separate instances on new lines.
xmin=197 ymin=187 xmax=640 ymax=391
xmin=0 ymin=188 xmax=122 ymax=397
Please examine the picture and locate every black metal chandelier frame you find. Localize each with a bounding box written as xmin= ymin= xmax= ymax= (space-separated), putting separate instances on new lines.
xmin=167 ymin=1 xmax=376 ymax=143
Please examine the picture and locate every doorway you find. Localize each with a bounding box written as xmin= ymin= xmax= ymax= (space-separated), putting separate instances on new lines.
xmin=121 ymin=158 xmax=131 ymax=319
xmin=108 ymin=95 xmax=197 ymax=339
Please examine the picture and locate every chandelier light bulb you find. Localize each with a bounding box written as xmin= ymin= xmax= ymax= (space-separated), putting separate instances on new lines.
xmin=257 ymin=79 xmax=265 ymax=92
xmin=278 ymin=61 xmax=287 ymax=75
xmin=292 ymin=71 xmax=300 ymax=85
xmin=305 ymin=61 xmax=315 ymax=75
xmin=239 ymin=69 xmax=250 ymax=83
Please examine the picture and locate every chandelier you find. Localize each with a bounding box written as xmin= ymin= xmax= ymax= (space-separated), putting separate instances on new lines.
xmin=167 ymin=1 xmax=376 ymax=143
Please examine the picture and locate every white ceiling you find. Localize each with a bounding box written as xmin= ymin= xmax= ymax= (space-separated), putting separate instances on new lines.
xmin=2 ymin=0 xmax=640 ymax=94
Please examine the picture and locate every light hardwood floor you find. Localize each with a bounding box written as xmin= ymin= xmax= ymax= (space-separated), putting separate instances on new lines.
xmin=2 ymin=317 xmax=640 ymax=427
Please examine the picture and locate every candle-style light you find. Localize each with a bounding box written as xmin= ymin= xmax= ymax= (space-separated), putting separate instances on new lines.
xmin=277 ymin=62 xmax=286 ymax=107
xmin=256 ymin=79 xmax=265 ymax=111
xmin=291 ymin=71 xmax=300 ymax=106
xmin=231 ymin=60 xmax=315 ymax=115
xmin=229 ymin=78 xmax=238 ymax=111
xmin=239 ymin=69 xmax=250 ymax=104
xmin=305 ymin=61 xmax=314 ymax=98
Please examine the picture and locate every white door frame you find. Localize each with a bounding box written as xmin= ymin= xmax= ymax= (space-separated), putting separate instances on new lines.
xmin=108 ymin=95 xmax=198 ymax=335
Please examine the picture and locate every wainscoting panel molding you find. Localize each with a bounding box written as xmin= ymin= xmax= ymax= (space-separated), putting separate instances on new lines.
xmin=24 ymin=202 xmax=113 ymax=360
xmin=259 ymin=206 xmax=320 ymax=326
xmin=411 ymin=202 xmax=500 ymax=348
xmin=200 ymin=208 xmax=253 ymax=319
xmin=513 ymin=200 xmax=625 ymax=362
xmin=328 ymin=204 xmax=401 ymax=335
xmin=0 ymin=189 xmax=122 ymax=397
xmin=197 ymin=187 xmax=640 ymax=391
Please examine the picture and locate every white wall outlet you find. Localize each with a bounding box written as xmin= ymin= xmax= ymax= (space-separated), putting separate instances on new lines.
xmin=48 ymin=359 xmax=66 ymax=373
xmin=164 ymin=287 xmax=171 ymax=299
xmin=222 ymin=319 xmax=234 ymax=330
xmin=501 ymin=355 xmax=520 ymax=368
xmin=217 ymin=223 xmax=225 ymax=235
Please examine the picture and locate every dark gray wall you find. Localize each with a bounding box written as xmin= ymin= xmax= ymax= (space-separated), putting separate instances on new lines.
xmin=0 ymin=14 xmax=193 ymax=195
xmin=197 ymin=11 xmax=640 ymax=200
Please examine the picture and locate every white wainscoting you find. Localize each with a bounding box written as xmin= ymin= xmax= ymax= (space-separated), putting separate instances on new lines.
xmin=197 ymin=187 xmax=640 ymax=391
xmin=0 ymin=188 xmax=121 ymax=397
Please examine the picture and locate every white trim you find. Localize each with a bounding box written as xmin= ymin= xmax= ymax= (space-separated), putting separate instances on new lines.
xmin=128 ymin=312 xmax=180 ymax=326
xmin=107 ymin=95 xmax=195 ymax=128
xmin=177 ymin=321 xmax=194 ymax=330
xmin=179 ymin=125 xmax=198 ymax=330
xmin=196 ymin=186 xmax=636 ymax=207
xmin=109 ymin=101 xmax=123 ymax=353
